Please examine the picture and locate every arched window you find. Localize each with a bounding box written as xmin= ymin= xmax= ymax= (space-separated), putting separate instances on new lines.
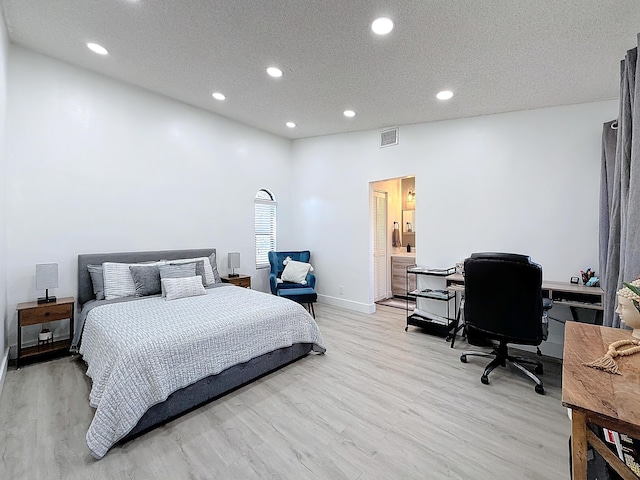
xmin=255 ymin=189 xmax=277 ymax=268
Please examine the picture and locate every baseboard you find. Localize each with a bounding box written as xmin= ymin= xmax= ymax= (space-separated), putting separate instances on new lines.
xmin=0 ymin=347 xmax=8 ymax=400
xmin=317 ymin=294 xmax=375 ymax=314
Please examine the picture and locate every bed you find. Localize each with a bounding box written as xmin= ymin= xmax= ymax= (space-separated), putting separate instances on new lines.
xmin=75 ymin=248 xmax=326 ymax=459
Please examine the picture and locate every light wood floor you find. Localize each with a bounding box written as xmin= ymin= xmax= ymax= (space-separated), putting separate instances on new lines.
xmin=0 ymin=303 xmax=570 ymax=479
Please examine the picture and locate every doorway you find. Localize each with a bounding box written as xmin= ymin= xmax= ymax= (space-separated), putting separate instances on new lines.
xmin=370 ymin=176 xmax=416 ymax=308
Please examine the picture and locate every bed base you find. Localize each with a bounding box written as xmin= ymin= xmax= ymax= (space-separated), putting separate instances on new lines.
xmin=122 ymin=343 xmax=313 ymax=442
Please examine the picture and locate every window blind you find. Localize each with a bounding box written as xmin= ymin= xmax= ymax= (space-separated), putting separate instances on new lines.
xmin=255 ymin=194 xmax=277 ymax=268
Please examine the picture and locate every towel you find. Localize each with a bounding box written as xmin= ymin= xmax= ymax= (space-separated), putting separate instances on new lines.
xmin=392 ymin=222 xmax=401 ymax=247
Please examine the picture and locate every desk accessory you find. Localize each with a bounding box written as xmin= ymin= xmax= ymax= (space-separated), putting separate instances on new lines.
xmin=583 ymin=339 xmax=640 ymax=375
xmin=570 ymin=276 xmax=579 ymax=284
xmin=36 ymin=263 xmax=58 ymax=304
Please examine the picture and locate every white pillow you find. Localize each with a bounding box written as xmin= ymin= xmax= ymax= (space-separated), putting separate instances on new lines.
xmin=103 ymin=261 xmax=165 ymax=300
xmin=281 ymin=259 xmax=314 ymax=284
xmin=169 ymin=257 xmax=216 ymax=286
xmin=162 ymin=276 xmax=207 ymax=301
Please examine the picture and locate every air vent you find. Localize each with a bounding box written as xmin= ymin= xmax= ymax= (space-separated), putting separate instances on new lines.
xmin=380 ymin=127 xmax=399 ymax=148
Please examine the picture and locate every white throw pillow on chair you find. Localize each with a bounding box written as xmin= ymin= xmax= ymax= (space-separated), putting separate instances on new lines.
xmin=281 ymin=258 xmax=314 ymax=284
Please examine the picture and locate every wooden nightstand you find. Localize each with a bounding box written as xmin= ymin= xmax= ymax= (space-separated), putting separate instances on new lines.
xmin=221 ymin=274 xmax=251 ymax=289
xmin=16 ymin=297 xmax=74 ymax=368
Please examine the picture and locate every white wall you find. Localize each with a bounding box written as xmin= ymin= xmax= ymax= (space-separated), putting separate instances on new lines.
xmin=0 ymin=10 xmax=9 ymax=393
xmin=5 ymin=47 xmax=294 ymax=353
xmin=291 ymin=101 xmax=617 ymax=321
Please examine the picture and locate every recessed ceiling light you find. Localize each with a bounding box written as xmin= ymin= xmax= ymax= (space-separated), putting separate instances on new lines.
xmin=266 ymin=67 xmax=283 ymax=78
xmin=436 ymin=90 xmax=454 ymax=100
xmin=286 ymin=122 xmax=296 ymax=128
xmin=86 ymin=42 xmax=108 ymax=55
xmin=371 ymin=17 xmax=394 ymax=35
xmin=212 ymin=92 xmax=226 ymax=101
xmin=343 ymin=110 xmax=356 ymax=118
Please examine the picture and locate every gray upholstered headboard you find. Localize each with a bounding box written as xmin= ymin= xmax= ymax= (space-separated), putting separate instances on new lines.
xmin=77 ymin=248 xmax=216 ymax=308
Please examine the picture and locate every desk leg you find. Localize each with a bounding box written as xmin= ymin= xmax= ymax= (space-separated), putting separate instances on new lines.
xmin=571 ymin=410 xmax=588 ymax=480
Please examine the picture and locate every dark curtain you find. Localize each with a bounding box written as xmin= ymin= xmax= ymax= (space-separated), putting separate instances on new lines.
xmin=600 ymin=34 xmax=640 ymax=327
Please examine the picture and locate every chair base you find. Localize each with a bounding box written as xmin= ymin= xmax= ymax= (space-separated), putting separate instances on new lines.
xmin=460 ymin=342 xmax=545 ymax=394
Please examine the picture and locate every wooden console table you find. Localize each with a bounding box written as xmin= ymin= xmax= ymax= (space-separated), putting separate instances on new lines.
xmin=562 ymin=322 xmax=640 ymax=480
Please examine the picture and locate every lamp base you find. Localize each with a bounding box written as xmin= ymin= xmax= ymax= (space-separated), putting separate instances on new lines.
xmin=37 ymin=296 xmax=57 ymax=304
xmin=228 ymin=273 xmax=239 ymax=278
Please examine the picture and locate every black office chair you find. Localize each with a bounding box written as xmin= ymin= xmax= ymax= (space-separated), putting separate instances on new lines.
xmin=460 ymin=252 xmax=551 ymax=395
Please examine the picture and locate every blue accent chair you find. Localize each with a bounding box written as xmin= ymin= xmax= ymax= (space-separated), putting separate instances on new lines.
xmin=268 ymin=251 xmax=316 ymax=295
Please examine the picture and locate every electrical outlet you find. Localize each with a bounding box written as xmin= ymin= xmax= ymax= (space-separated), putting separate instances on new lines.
xmin=339 ymin=285 xmax=344 ymax=295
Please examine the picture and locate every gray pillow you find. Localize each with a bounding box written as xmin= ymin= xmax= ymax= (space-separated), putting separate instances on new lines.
xmin=168 ymin=260 xmax=206 ymax=287
xmin=129 ymin=264 xmax=161 ymax=297
xmin=87 ymin=264 xmax=105 ymax=300
xmin=209 ymin=252 xmax=221 ymax=284
xmin=159 ymin=263 xmax=197 ymax=297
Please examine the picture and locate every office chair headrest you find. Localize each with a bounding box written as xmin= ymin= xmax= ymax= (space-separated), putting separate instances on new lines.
xmin=469 ymin=252 xmax=531 ymax=264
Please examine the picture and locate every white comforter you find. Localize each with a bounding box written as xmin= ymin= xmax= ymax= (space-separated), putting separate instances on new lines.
xmin=79 ymin=286 xmax=325 ymax=459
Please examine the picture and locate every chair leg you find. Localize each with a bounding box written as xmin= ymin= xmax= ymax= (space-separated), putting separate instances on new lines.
xmin=461 ymin=343 xmax=544 ymax=394
xmin=309 ymin=303 xmax=315 ymax=319
xmin=509 ymin=359 xmax=544 ymax=394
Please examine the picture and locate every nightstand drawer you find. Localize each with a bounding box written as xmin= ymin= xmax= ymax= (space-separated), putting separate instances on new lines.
xmin=221 ymin=275 xmax=251 ymax=288
xmin=20 ymin=304 xmax=73 ymax=326
xmin=233 ymin=277 xmax=251 ymax=288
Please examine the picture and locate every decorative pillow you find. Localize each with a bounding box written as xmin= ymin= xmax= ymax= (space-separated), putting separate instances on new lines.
xmin=159 ymin=263 xmax=196 ymax=279
xmin=159 ymin=263 xmax=197 ymax=297
xmin=103 ymin=261 xmax=165 ymax=300
xmin=168 ymin=260 xmax=206 ymax=287
xmin=129 ymin=264 xmax=161 ymax=297
xmin=87 ymin=264 xmax=105 ymax=300
xmin=162 ymin=276 xmax=207 ymax=301
xmin=281 ymin=258 xmax=314 ymax=284
xmin=209 ymin=252 xmax=221 ymax=284
xmin=169 ymin=256 xmax=218 ymax=285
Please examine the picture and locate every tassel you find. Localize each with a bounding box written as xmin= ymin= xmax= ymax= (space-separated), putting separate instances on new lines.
xmin=583 ymin=339 xmax=640 ymax=375
xmin=584 ymin=354 xmax=621 ymax=375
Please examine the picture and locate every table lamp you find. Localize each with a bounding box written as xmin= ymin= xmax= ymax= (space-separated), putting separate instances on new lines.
xmin=228 ymin=252 xmax=240 ymax=278
xmin=36 ymin=263 xmax=58 ymax=304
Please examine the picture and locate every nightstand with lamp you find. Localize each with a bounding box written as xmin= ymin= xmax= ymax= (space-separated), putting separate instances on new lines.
xmin=15 ymin=263 xmax=75 ymax=368
xmin=221 ymin=252 xmax=251 ymax=288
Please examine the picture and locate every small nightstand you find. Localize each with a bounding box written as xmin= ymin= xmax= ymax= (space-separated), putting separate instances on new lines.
xmin=221 ymin=274 xmax=251 ymax=289
xmin=16 ymin=297 xmax=75 ymax=368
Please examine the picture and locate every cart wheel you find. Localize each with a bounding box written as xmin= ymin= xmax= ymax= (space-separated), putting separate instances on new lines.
xmin=460 ymin=355 xmax=467 ymax=363
xmin=535 ymin=384 xmax=545 ymax=395
xmin=481 ymin=375 xmax=489 ymax=385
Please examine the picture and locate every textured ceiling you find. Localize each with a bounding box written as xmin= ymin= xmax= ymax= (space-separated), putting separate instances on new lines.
xmin=1 ymin=1 xmax=639 ymax=139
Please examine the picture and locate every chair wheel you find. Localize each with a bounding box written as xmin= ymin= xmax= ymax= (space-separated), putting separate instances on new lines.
xmin=535 ymin=384 xmax=545 ymax=395
xmin=460 ymin=355 xmax=467 ymax=363
xmin=481 ymin=375 xmax=489 ymax=385
xmin=404 ymin=326 xmax=408 ymax=332
xmin=535 ymin=365 xmax=544 ymax=375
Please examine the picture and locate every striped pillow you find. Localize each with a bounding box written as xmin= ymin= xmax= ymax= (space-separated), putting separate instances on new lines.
xmin=169 ymin=255 xmax=219 ymax=285
xmin=103 ymin=261 xmax=165 ymax=300
xmin=162 ymin=276 xmax=207 ymax=301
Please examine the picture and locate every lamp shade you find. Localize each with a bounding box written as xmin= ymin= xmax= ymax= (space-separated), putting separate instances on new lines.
xmin=36 ymin=263 xmax=58 ymax=290
xmin=228 ymin=252 xmax=241 ymax=270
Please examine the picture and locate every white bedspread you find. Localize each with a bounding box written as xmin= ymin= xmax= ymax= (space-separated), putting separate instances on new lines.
xmin=79 ymin=286 xmax=325 ymax=459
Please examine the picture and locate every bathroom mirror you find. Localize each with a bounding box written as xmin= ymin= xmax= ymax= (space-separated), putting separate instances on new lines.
xmin=402 ymin=210 xmax=415 ymax=233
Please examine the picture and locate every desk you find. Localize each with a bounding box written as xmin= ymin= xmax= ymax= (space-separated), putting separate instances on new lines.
xmin=562 ymin=322 xmax=640 ymax=480
xmin=444 ymin=274 xmax=604 ymax=324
